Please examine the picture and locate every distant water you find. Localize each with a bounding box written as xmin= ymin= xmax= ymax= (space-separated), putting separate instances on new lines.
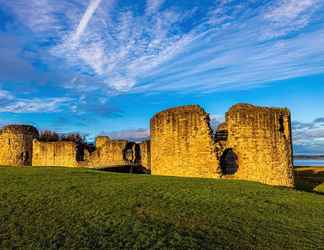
xmin=294 ymin=159 xmax=324 ymax=167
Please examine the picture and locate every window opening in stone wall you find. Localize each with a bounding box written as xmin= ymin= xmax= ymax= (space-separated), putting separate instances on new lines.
xmin=125 ymin=149 xmax=133 ymax=161
xmin=20 ymin=151 xmax=29 ymax=164
xmin=279 ymin=115 xmax=286 ymax=137
xmin=220 ymin=149 xmax=238 ymax=175
xmin=123 ymin=142 xmax=136 ymax=163
xmin=24 ymin=151 xmax=29 ymax=164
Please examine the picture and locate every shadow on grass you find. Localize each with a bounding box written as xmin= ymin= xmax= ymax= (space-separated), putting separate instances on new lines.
xmin=294 ymin=167 xmax=324 ymax=195
xmin=95 ymin=165 xmax=151 ymax=174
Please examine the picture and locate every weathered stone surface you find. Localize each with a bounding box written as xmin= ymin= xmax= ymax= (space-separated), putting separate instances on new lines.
xmin=150 ymin=105 xmax=220 ymax=178
xmin=85 ymin=136 xmax=132 ymax=168
xmin=95 ymin=136 xmax=111 ymax=149
xmin=83 ymin=148 xmax=91 ymax=162
xmin=32 ymin=140 xmax=78 ymax=167
xmin=223 ymin=104 xmax=294 ymax=187
xmin=150 ymin=103 xmax=294 ymax=187
xmin=0 ymin=125 xmax=39 ymax=166
xmin=139 ymin=140 xmax=151 ymax=170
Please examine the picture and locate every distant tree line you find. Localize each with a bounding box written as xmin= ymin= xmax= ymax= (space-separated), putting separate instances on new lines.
xmin=39 ymin=130 xmax=60 ymax=142
xmin=39 ymin=130 xmax=86 ymax=144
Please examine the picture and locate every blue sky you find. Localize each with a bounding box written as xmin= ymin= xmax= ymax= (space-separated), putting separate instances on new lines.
xmin=0 ymin=0 xmax=324 ymax=153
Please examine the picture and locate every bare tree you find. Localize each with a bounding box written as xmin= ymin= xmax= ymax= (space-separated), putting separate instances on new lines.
xmin=39 ymin=130 xmax=60 ymax=142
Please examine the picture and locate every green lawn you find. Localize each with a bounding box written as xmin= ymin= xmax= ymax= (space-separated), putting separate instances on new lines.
xmin=0 ymin=167 xmax=324 ymax=250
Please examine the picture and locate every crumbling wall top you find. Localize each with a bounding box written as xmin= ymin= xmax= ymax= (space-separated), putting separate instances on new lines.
xmin=33 ymin=140 xmax=77 ymax=146
xmin=95 ymin=136 xmax=111 ymax=148
xmin=151 ymin=105 xmax=207 ymax=120
xmin=216 ymin=122 xmax=227 ymax=132
xmin=0 ymin=124 xmax=39 ymax=137
xmin=96 ymin=135 xmax=111 ymax=141
xmin=228 ymin=103 xmax=290 ymax=113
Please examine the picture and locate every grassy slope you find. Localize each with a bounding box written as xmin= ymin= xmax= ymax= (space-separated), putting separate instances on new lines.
xmin=0 ymin=167 xmax=324 ymax=250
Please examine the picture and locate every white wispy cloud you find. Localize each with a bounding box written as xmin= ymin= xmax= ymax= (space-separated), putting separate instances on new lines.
xmin=265 ymin=0 xmax=317 ymax=20
xmin=51 ymin=3 xmax=194 ymax=91
xmin=0 ymin=0 xmax=81 ymax=33
xmin=2 ymin=0 xmax=324 ymax=94
xmin=0 ymin=92 xmax=73 ymax=113
xmin=0 ymin=90 xmax=14 ymax=100
xmin=73 ymin=0 xmax=102 ymax=42
xmin=145 ymin=0 xmax=165 ymax=15
xmin=263 ymin=0 xmax=322 ymax=39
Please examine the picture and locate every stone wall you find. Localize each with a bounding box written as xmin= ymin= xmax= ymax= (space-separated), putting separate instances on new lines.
xmin=0 ymin=103 xmax=295 ymax=187
xmin=139 ymin=140 xmax=151 ymax=171
xmin=0 ymin=125 xmax=39 ymax=166
xmin=150 ymin=105 xmax=219 ymax=178
xmin=85 ymin=136 xmax=132 ymax=168
xmin=95 ymin=136 xmax=110 ymax=149
xmin=224 ymin=104 xmax=294 ymax=187
xmin=32 ymin=140 xmax=78 ymax=167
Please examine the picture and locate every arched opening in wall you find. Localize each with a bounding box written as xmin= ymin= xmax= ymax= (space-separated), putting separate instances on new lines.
xmin=220 ymin=149 xmax=238 ymax=175
xmin=21 ymin=151 xmax=29 ymax=165
xmin=123 ymin=142 xmax=136 ymax=163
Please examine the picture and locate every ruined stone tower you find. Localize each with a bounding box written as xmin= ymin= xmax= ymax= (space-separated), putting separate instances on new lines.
xmin=219 ymin=104 xmax=294 ymax=187
xmin=0 ymin=125 xmax=39 ymax=166
xmin=150 ymin=104 xmax=294 ymax=187
xmin=150 ymin=105 xmax=219 ymax=178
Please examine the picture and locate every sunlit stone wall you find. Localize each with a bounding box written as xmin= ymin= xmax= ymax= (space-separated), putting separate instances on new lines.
xmin=150 ymin=105 xmax=220 ymax=178
xmin=85 ymin=136 xmax=131 ymax=168
xmin=0 ymin=125 xmax=39 ymax=166
xmin=32 ymin=140 xmax=78 ymax=168
xmin=139 ymin=140 xmax=151 ymax=171
xmin=224 ymin=104 xmax=294 ymax=187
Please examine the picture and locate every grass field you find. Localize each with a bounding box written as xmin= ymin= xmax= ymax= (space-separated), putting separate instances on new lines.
xmin=0 ymin=167 xmax=324 ymax=249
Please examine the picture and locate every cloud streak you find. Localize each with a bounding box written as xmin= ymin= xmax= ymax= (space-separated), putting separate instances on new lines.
xmin=145 ymin=0 xmax=165 ymax=15
xmin=0 ymin=90 xmax=73 ymax=113
xmin=73 ymin=0 xmax=102 ymax=42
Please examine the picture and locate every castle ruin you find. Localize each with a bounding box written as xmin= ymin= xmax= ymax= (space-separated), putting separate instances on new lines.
xmin=83 ymin=136 xmax=140 ymax=168
xmin=0 ymin=103 xmax=295 ymax=187
xmin=150 ymin=104 xmax=294 ymax=187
